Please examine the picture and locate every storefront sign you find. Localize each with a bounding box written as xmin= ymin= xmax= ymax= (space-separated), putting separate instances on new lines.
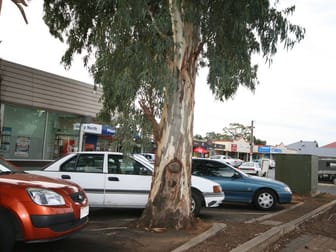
xmin=83 ymin=123 xmax=102 ymax=134
xmin=258 ymin=146 xmax=271 ymax=153
xmin=271 ymin=148 xmax=282 ymax=153
xmin=102 ymin=126 xmax=116 ymax=136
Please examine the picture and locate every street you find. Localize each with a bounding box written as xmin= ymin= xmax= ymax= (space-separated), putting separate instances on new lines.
xmin=13 ymin=204 xmax=289 ymax=251
xmin=13 ymin=171 xmax=336 ymax=251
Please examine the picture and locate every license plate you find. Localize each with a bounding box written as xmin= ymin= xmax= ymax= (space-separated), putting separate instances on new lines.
xmin=80 ymin=205 xmax=89 ymax=219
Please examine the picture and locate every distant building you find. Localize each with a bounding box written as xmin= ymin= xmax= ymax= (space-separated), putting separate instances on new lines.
xmin=286 ymin=140 xmax=336 ymax=158
xmin=321 ymin=142 xmax=336 ymax=148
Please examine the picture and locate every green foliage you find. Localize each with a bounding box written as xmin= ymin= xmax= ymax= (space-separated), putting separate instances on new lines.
xmin=223 ymin=123 xmax=252 ymax=141
xmin=204 ymin=131 xmax=232 ymax=141
xmin=255 ymin=137 xmax=267 ymax=145
xmin=194 ymin=134 xmax=204 ymax=140
xmin=42 ymin=0 xmax=305 ymax=142
xmin=194 ymin=122 xmax=268 ymax=144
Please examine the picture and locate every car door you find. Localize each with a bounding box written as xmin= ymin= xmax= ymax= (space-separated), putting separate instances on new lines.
xmin=103 ymin=154 xmax=153 ymax=208
xmin=192 ymin=159 xmax=254 ymax=203
xmin=57 ymin=153 xmax=107 ymax=207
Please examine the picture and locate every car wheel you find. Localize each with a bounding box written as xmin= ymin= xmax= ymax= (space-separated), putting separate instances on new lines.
xmin=0 ymin=210 xmax=16 ymax=252
xmin=191 ymin=190 xmax=202 ymax=217
xmin=254 ymin=189 xmax=276 ymax=210
xmin=333 ymin=177 xmax=336 ymax=185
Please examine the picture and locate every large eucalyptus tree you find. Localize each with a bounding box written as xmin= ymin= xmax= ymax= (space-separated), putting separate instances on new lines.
xmin=42 ymin=0 xmax=304 ymax=230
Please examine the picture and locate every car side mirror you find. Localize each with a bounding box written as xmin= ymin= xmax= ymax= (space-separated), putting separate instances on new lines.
xmin=139 ymin=167 xmax=152 ymax=175
xmin=232 ymin=172 xmax=240 ymax=179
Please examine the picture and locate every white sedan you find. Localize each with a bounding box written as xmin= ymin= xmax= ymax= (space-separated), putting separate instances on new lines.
xmin=27 ymin=151 xmax=224 ymax=216
xmin=238 ymin=161 xmax=262 ymax=176
xmin=210 ymin=155 xmax=243 ymax=167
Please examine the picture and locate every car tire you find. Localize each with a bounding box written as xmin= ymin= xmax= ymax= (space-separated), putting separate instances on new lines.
xmin=0 ymin=210 xmax=16 ymax=252
xmin=333 ymin=177 xmax=336 ymax=185
xmin=254 ymin=189 xmax=276 ymax=210
xmin=191 ymin=190 xmax=202 ymax=217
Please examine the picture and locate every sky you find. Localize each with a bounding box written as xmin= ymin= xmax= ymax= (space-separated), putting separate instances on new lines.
xmin=0 ymin=0 xmax=335 ymax=147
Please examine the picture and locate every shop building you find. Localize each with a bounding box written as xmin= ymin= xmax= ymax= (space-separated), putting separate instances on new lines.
xmin=0 ymin=59 xmax=104 ymax=163
xmin=210 ymin=139 xmax=297 ymax=161
xmin=1 ymin=59 xmax=300 ymax=167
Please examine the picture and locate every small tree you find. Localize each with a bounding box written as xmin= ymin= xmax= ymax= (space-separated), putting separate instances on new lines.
xmin=223 ymin=123 xmax=252 ymax=141
xmin=42 ymin=0 xmax=304 ymax=230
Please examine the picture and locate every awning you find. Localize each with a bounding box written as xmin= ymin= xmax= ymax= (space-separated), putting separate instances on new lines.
xmin=193 ymin=146 xmax=209 ymax=154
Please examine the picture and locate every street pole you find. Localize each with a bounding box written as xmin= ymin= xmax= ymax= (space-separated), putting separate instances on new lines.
xmin=250 ymin=120 xmax=254 ymax=161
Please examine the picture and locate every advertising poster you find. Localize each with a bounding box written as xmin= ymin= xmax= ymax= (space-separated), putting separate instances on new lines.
xmin=15 ymin=136 xmax=31 ymax=157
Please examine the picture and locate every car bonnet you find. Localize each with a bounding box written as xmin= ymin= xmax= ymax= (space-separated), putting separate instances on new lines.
xmin=0 ymin=173 xmax=80 ymax=193
xmin=245 ymin=175 xmax=289 ymax=188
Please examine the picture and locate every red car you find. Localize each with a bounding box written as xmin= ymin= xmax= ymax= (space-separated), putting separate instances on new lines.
xmin=0 ymin=159 xmax=89 ymax=251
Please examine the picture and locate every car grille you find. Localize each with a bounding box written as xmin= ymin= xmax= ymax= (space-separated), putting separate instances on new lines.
xmin=70 ymin=191 xmax=86 ymax=203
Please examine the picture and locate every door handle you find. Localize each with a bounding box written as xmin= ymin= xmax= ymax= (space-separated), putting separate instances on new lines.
xmin=61 ymin=174 xmax=71 ymax=179
xmin=108 ymin=177 xmax=119 ymax=181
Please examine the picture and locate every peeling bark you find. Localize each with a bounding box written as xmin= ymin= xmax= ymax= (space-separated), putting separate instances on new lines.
xmin=137 ymin=0 xmax=201 ymax=230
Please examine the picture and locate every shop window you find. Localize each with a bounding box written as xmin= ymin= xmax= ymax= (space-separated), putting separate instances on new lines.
xmin=1 ymin=105 xmax=46 ymax=159
xmin=46 ymin=112 xmax=82 ymax=159
xmin=1 ymin=104 xmax=84 ymax=160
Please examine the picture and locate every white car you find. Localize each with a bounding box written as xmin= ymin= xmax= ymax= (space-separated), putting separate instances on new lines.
xmin=210 ymin=155 xmax=243 ymax=167
xmin=140 ymin=153 xmax=155 ymax=164
xmin=27 ymin=152 xmax=224 ymax=216
xmin=238 ymin=161 xmax=262 ymax=176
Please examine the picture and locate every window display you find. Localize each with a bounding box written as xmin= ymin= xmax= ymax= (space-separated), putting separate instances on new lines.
xmin=1 ymin=104 xmax=83 ymax=160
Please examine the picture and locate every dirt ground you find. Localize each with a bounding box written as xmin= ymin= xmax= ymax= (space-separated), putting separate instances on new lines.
xmin=123 ymin=193 xmax=336 ymax=252
xmin=262 ymin=194 xmax=336 ymax=252
xmin=182 ymin=193 xmax=336 ymax=252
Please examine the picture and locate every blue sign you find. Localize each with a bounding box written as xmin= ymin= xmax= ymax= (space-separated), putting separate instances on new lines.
xmin=271 ymin=148 xmax=282 ymax=153
xmin=258 ymin=146 xmax=271 ymax=153
xmin=102 ymin=125 xmax=116 ymax=136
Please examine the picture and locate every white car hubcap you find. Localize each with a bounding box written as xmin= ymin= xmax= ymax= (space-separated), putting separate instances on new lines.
xmin=258 ymin=192 xmax=274 ymax=209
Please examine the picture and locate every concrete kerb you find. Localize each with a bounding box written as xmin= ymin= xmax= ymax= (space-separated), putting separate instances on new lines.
xmin=231 ymin=199 xmax=336 ymax=252
xmin=171 ymin=199 xmax=336 ymax=252
xmin=171 ymin=223 xmax=226 ymax=252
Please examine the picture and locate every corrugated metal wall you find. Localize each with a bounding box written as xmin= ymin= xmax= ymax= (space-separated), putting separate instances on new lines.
xmin=0 ymin=59 xmax=103 ymax=117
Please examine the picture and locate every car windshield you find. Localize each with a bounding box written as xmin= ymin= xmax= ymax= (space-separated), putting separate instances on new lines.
xmin=41 ymin=153 xmax=74 ymax=170
xmin=193 ymin=159 xmax=248 ymax=178
xmin=0 ymin=159 xmax=17 ymax=174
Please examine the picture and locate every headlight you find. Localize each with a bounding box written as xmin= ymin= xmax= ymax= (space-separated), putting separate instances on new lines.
xmin=284 ymin=186 xmax=292 ymax=193
xmin=27 ymin=188 xmax=65 ymax=206
xmin=213 ymin=185 xmax=222 ymax=193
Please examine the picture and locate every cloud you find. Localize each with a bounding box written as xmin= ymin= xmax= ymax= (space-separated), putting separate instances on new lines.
xmin=1 ymin=0 xmax=335 ymax=146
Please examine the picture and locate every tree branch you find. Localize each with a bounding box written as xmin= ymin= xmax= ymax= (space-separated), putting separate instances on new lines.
xmin=11 ymin=0 xmax=29 ymax=24
xmin=139 ymin=99 xmax=160 ymax=142
xmin=147 ymin=6 xmax=168 ymax=40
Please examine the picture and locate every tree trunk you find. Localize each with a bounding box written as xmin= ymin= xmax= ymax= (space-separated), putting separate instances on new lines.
xmin=137 ymin=1 xmax=200 ymax=230
xmin=137 ymin=65 xmax=197 ymax=230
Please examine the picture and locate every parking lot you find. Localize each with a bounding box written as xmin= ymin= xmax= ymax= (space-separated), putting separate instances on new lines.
xmin=13 ymin=171 xmax=335 ymax=251
xmin=12 ymin=201 xmax=296 ymax=251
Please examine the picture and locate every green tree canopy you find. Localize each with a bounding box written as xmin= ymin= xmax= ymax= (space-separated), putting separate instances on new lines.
xmin=42 ymin=0 xmax=304 ymax=229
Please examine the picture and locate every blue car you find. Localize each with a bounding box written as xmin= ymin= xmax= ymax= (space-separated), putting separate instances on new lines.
xmin=192 ymin=158 xmax=292 ymax=210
